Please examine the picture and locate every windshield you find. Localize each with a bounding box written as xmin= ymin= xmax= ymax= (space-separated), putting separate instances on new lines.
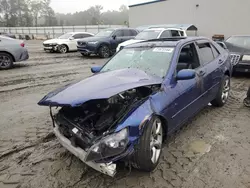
xmin=58 ymin=33 xmax=72 ymax=39
xmin=226 ymin=36 xmax=250 ymax=49
xmin=95 ymin=29 xmax=115 ymax=37
xmin=135 ymin=30 xmax=161 ymax=40
xmin=101 ymin=47 xmax=174 ymax=78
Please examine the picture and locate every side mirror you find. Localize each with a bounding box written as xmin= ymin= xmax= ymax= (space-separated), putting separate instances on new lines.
xmin=69 ymin=36 xmax=74 ymax=40
xmin=176 ymin=69 xmax=196 ymax=80
xmin=91 ymin=66 xmax=102 ymax=73
xmin=112 ymin=35 xmax=117 ymax=40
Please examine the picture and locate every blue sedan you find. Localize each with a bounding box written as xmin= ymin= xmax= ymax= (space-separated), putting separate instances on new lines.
xmin=38 ymin=37 xmax=232 ymax=176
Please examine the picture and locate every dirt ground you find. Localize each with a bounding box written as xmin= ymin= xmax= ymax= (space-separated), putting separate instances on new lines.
xmin=0 ymin=40 xmax=250 ymax=188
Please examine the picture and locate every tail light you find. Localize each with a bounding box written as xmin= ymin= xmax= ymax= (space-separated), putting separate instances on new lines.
xmin=20 ymin=43 xmax=25 ymax=47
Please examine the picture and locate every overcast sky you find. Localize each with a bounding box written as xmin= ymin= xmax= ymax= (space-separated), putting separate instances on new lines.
xmin=50 ymin=0 xmax=157 ymax=13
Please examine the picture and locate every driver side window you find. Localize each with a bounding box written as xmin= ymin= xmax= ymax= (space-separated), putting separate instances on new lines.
xmin=114 ymin=30 xmax=124 ymax=37
xmin=177 ymin=43 xmax=200 ymax=72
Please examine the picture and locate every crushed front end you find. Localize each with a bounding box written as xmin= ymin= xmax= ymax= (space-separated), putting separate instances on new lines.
xmin=42 ymin=85 xmax=160 ymax=176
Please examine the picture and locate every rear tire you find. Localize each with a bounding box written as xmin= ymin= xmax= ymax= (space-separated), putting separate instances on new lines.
xmin=211 ymin=75 xmax=230 ymax=107
xmin=133 ymin=116 xmax=163 ymax=171
xmin=0 ymin=52 xmax=14 ymax=70
xmin=98 ymin=45 xmax=110 ymax=58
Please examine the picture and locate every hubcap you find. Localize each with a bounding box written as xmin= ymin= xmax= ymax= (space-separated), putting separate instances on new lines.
xmin=222 ymin=79 xmax=230 ymax=103
xmin=150 ymin=118 xmax=163 ymax=164
xmin=101 ymin=46 xmax=109 ymax=58
xmin=59 ymin=46 xmax=67 ymax=53
xmin=0 ymin=55 xmax=11 ymax=68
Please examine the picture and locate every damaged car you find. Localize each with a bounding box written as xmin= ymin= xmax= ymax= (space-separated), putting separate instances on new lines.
xmin=38 ymin=37 xmax=232 ymax=176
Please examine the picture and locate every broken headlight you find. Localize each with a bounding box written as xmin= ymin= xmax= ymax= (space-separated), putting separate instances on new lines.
xmin=85 ymin=128 xmax=129 ymax=162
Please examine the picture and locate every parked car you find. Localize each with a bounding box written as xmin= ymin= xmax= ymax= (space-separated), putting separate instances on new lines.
xmin=38 ymin=37 xmax=232 ymax=176
xmin=223 ymin=35 xmax=250 ymax=73
xmin=0 ymin=32 xmax=16 ymax=39
xmin=0 ymin=36 xmax=29 ymax=70
xmin=243 ymin=86 xmax=250 ymax=107
xmin=77 ymin=28 xmax=138 ymax=58
xmin=43 ymin=32 xmax=94 ymax=53
xmin=116 ymin=27 xmax=187 ymax=52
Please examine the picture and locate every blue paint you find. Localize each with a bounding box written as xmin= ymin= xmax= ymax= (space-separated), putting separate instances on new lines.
xmin=38 ymin=37 xmax=232 ymax=163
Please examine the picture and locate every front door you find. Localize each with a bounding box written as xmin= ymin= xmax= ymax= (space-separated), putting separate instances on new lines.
xmin=166 ymin=42 xmax=204 ymax=132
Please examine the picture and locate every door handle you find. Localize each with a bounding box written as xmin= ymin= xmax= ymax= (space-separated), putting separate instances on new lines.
xmin=218 ymin=59 xmax=223 ymax=64
xmin=198 ymin=70 xmax=206 ymax=76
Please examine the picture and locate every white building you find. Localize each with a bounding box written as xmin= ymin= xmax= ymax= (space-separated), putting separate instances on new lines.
xmin=129 ymin=0 xmax=250 ymax=38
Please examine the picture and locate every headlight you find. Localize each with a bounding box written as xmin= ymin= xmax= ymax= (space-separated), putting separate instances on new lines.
xmin=88 ymin=41 xmax=99 ymax=45
xmin=85 ymin=128 xmax=129 ymax=162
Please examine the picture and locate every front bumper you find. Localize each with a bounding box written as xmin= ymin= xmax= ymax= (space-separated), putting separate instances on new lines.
xmin=53 ymin=125 xmax=117 ymax=177
xmin=233 ymin=62 xmax=250 ymax=73
xmin=77 ymin=45 xmax=98 ymax=55
xmin=43 ymin=45 xmax=58 ymax=51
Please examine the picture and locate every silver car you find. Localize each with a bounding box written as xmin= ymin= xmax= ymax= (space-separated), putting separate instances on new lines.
xmin=0 ymin=36 xmax=29 ymax=70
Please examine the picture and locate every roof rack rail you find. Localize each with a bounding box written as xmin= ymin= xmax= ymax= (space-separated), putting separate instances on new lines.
xmin=141 ymin=37 xmax=187 ymax=43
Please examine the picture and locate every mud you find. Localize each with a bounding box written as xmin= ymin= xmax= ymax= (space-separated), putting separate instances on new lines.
xmin=0 ymin=40 xmax=250 ymax=188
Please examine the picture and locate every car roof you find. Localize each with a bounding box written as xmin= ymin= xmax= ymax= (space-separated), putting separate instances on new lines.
xmin=125 ymin=36 xmax=209 ymax=48
xmin=229 ymin=35 xmax=250 ymax=37
xmin=66 ymin=32 xmax=93 ymax=35
xmin=143 ymin=27 xmax=184 ymax=32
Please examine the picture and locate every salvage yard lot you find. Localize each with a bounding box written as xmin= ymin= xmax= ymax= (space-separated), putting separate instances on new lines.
xmin=0 ymin=40 xmax=250 ymax=188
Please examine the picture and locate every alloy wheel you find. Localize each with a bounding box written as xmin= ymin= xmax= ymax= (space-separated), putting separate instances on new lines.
xmin=150 ymin=118 xmax=163 ymax=164
xmin=221 ymin=79 xmax=230 ymax=103
xmin=0 ymin=55 xmax=12 ymax=68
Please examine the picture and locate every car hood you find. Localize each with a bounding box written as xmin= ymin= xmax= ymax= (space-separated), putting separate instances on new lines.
xmin=119 ymin=39 xmax=145 ymax=47
xmin=225 ymin=42 xmax=250 ymax=54
xmin=79 ymin=36 xmax=107 ymax=42
xmin=43 ymin=39 xmax=68 ymax=44
xmin=38 ymin=68 xmax=162 ymax=107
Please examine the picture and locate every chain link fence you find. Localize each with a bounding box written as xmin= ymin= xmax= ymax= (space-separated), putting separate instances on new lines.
xmin=0 ymin=25 xmax=127 ymax=39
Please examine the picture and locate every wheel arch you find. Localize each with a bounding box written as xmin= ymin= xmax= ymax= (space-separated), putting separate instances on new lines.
xmin=0 ymin=51 xmax=15 ymax=62
xmin=224 ymin=69 xmax=230 ymax=77
xmin=155 ymin=114 xmax=168 ymax=141
xmin=61 ymin=44 xmax=69 ymax=51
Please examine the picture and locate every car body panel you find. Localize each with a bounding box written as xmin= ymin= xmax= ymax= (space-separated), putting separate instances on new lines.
xmin=0 ymin=36 xmax=29 ymax=62
xmin=38 ymin=68 xmax=162 ymax=107
xmin=43 ymin=32 xmax=94 ymax=52
xmin=38 ymin=36 xmax=232 ymax=175
xmin=222 ymin=36 xmax=250 ymax=73
xmin=116 ymin=28 xmax=187 ymax=52
xmin=77 ymin=28 xmax=138 ymax=55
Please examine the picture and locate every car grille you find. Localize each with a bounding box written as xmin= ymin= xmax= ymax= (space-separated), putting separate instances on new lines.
xmin=43 ymin=43 xmax=56 ymax=47
xmin=230 ymin=54 xmax=241 ymax=66
xmin=78 ymin=41 xmax=87 ymax=47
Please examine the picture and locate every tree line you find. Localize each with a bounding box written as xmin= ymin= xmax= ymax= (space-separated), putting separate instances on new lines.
xmin=0 ymin=0 xmax=129 ymax=27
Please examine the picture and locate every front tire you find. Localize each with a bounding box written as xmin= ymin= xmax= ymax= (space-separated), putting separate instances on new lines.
xmin=58 ymin=44 xmax=68 ymax=53
xmin=243 ymin=98 xmax=250 ymax=107
xmin=211 ymin=75 xmax=230 ymax=107
xmin=133 ymin=116 xmax=163 ymax=171
xmin=98 ymin=45 xmax=110 ymax=58
xmin=0 ymin=52 xmax=14 ymax=70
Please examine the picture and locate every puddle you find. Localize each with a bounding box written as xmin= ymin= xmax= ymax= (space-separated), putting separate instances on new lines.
xmin=189 ymin=140 xmax=211 ymax=154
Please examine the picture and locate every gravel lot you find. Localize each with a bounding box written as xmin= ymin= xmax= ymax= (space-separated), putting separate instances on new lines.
xmin=0 ymin=40 xmax=250 ymax=188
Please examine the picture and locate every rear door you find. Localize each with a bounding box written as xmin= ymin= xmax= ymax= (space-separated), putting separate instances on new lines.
xmin=195 ymin=40 xmax=223 ymax=104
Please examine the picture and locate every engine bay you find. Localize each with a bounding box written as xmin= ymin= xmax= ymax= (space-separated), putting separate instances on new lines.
xmin=54 ymin=85 xmax=160 ymax=150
